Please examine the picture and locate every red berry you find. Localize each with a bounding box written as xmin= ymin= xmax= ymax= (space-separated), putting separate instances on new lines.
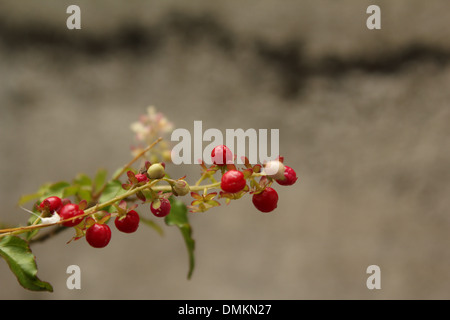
xmin=86 ymin=223 xmax=111 ymax=248
xmin=59 ymin=203 xmax=84 ymax=227
xmin=115 ymin=210 xmax=140 ymax=233
xmin=211 ymin=145 xmax=233 ymax=165
xmin=276 ymin=166 xmax=298 ymax=186
xmin=252 ymin=187 xmax=278 ymax=213
xmin=150 ymin=198 xmax=171 ymax=218
xmin=39 ymin=196 xmax=62 ymax=213
xmin=221 ymin=170 xmax=246 ymax=193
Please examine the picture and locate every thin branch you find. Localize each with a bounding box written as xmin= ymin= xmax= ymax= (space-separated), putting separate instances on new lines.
xmin=0 ymin=179 xmax=221 ymax=239
xmin=91 ymin=137 xmax=163 ymax=202
xmin=113 ymin=137 xmax=163 ymax=180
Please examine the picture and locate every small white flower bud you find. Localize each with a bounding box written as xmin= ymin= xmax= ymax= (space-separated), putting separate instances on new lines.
xmin=264 ymin=160 xmax=285 ymax=180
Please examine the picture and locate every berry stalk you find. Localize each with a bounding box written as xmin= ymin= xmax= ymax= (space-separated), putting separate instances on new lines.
xmin=0 ymin=178 xmax=224 ymax=239
xmin=0 ymin=170 xmax=270 ymax=239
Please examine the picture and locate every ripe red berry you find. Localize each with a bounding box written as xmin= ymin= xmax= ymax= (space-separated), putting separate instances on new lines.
xmin=276 ymin=166 xmax=298 ymax=186
xmin=135 ymin=173 xmax=149 ymax=183
xmin=39 ymin=196 xmax=62 ymax=213
xmin=86 ymin=223 xmax=111 ymax=248
xmin=59 ymin=203 xmax=84 ymax=227
xmin=150 ymin=198 xmax=171 ymax=218
xmin=252 ymin=187 xmax=279 ymax=213
xmin=115 ymin=210 xmax=140 ymax=233
xmin=211 ymin=145 xmax=233 ymax=165
xmin=221 ymin=170 xmax=246 ymax=193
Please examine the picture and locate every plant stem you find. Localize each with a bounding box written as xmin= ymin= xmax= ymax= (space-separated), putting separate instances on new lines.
xmin=0 ymin=179 xmax=221 ymax=239
xmin=113 ymin=137 xmax=163 ymax=180
xmin=0 ymin=160 xmax=265 ymax=239
xmin=195 ymin=169 xmax=218 ymax=186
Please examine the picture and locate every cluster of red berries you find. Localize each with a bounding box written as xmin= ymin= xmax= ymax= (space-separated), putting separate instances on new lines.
xmin=38 ymin=196 xmax=84 ymax=227
xmin=35 ymin=147 xmax=296 ymax=247
xmin=37 ymin=196 xmax=109 ymax=248
xmin=37 ymin=192 xmax=170 ymax=249
xmin=212 ymin=145 xmax=297 ymax=213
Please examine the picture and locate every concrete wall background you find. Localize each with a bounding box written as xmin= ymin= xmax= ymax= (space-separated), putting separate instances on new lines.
xmin=1 ymin=0 xmax=450 ymax=299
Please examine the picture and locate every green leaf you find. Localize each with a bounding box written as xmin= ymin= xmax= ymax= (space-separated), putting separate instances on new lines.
xmin=165 ymin=197 xmax=195 ymax=279
xmin=18 ymin=181 xmax=70 ymax=206
xmin=25 ymin=206 xmax=43 ymax=241
xmin=17 ymin=192 xmax=44 ymax=206
xmin=62 ymin=185 xmax=80 ymax=198
xmin=0 ymin=236 xmax=53 ymax=292
xmin=99 ymin=180 xmax=126 ymax=202
xmin=18 ymin=183 xmax=52 ymax=205
xmin=43 ymin=181 xmax=71 ymax=200
xmin=98 ymin=180 xmax=127 ymax=212
xmin=93 ymin=169 xmax=108 ymax=193
xmin=74 ymin=173 xmax=92 ymax=187
xmin=77 ymin=187 xmax=92 ymax=203
xmin=25 ymin=228 xmax=40 ymax=242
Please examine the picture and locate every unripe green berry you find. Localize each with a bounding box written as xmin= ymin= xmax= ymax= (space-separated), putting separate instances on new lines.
xmin=173 ymin=180 xmax=190 ymax=196
xmin=147 ymin=163 xmax=165 ymax=179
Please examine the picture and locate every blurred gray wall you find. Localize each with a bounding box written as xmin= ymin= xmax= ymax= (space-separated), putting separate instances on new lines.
xmin=1 ymin=0 xmax=450 ymax=299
